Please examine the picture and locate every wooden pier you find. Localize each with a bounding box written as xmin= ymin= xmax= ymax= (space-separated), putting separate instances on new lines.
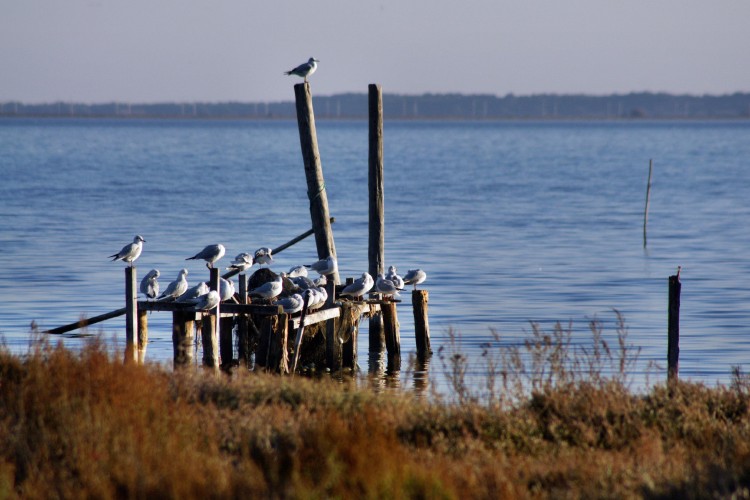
xmin=42 ymin=81 xmax=433 ymax=376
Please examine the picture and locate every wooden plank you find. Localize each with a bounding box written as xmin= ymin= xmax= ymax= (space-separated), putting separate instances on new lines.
xmin=139 ymin=301 xmax=279 ymax=315
xmin=290 ymin=306 xmax=341 ymax=329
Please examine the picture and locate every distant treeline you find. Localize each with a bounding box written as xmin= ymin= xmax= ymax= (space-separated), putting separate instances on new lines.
xmin=2 ymin=92 xmax=750 ymax=119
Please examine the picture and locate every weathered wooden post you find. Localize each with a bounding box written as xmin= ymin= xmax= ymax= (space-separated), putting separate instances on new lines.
xmin=124 ymin=267 xmax=138 ymax=363
xmin=412 ymin=290 xmax=432 ymax=358
xmin=137 ymin=309 xmax=148 ymax=364
xmin=382 ymin=302 xmax=401 ymax=371
xmin=255 ymin=312 xmax=287 ymax=372
xmin=294 ymin=81 xmax=341 ymax=371
xmin=667 ymin=267 xmax=681 ymax=382
xmin=368 ymin=83 xmax=386 ymax=352
xmin=173 ymin=311 xmax=195 ymax=367
xmin=202 ymin=268 xmax=220 ymax=369
xmin=235 ymin=273 xmax=249 ymax=369
xmin=293 ymin=82 xmax=339 ymax=284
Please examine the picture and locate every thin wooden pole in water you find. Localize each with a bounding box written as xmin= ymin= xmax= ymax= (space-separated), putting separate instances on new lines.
xmin=643 ymin=159 xmax=653 ymax=248
xmin=667 ymin=267 xmax=681 ymax=382
xmin=124 ymin=267 xmax=138 ymax=363
xmin=412 ymin=290 xmax=432 ymax=359
xmin=368 ymin=83 xmax=386 ymax=352
xmin=293 ymin=82 xmax=340 ymax=285
xmin=382 ymin=302 xmax=401 ymax=371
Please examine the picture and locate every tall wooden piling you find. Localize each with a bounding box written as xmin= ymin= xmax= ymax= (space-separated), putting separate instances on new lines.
xmin=294 ymin=82 xmax=339 ymax=285
xmin=202 ymin=268 xmax=220 ymax=369
xmin=124 ymin=267 xmax=138 ymax=363
xmin=382 ymin=302 xmax=401 ymax=371
xmin=667 ymin=268 xmax=681 ymax=382
xmin=237 ymin=274 xmax=251 ymax=368
xmin=368 ymin=83 xmax=386 ymax=351
xmin=324 ymin=280 xmax=342 ymax=371
xmin=412 ymin=290 xmax=432 ymax=358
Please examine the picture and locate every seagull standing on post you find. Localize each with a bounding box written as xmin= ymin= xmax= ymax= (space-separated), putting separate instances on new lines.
xmin=186 ymin=244 xmax=225 ymax=269
xmin=109 ymin=235 xmax=145 ymax=267
xmin=284 ymin=57 xmax=320 ymax=83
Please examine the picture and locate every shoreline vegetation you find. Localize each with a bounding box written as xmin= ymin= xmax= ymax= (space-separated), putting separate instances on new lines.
xmin=2 ymin=92 xmax=750 ymax=121
xmin=2 ymin=318 xmax=750 ymax=498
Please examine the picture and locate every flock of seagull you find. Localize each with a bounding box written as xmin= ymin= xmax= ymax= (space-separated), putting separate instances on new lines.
xmin=109 ymin=235 xmax=426 ymax=315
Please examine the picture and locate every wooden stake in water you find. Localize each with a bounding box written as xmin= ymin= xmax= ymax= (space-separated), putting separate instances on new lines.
xmin=667 ymin=266 xmax=681 ymax=382
xmin=124 ymin=267 xmax=138 ymax=363
xmin=643 ymin=159 xmax=653 ymax=248
xmin=368 ymin=83 xmax=386 ymax=352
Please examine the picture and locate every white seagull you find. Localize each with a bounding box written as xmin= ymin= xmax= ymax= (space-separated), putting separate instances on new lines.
xmin=340 ymin=272 xmax=374 ymax=301
xmin=109 ymin=235 xmax=145 ymax=267
xmin=195 ymin=290 xmax=220 ymax=311
xmin=277 ymin=293 xmax=304 ymax=314
xmin=403 ymin=269 xmax=427 ymax=290
xmin=249 ymin=275 xmax=283 ymax=302
xmin=386 ymin=265 xmax=405 ymax=290
xmin=219 ymin=278 xmax=236 ymax=302
xmin=139 ymin=269 xmax=160 ymax=299
xmin=227 ymin=252 xmax=253 ymax=273
xmin=375 ymin=273 xmax=399 ymax=300
xmin=186 ymin=244 xmax=226 ymax=269
xmin=158 ymin=269 xmax=189 ymax=301
xmin=305 ymin=256 xmax=337 ymax=276
xmin=284 ymin=57 xmax=319 ymax=83
xmin=253 ymin=247 xmax=274 ymax=267
xmin=176 ymin=281 xmax=209 ymax=303
xmin=287 ymin=265 xmax=308 ymax=278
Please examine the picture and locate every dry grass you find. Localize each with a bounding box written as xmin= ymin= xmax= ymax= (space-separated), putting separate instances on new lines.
xmin=2 ymin=325 xmax=750 ymax=499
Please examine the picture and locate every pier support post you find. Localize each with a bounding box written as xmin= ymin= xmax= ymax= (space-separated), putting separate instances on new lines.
xmin=668 ymin=269 xmax=681 ymax=382
xmin=255 ymin=313 xmax=288 ymax=373
xmin=412 ymin=290 xmax=432 ymax=359
xmin=173 ymin=311 xmax=195 ymax=368
xmin=237 ymin=274 xmax=251 ymax=368
xmin=137 ymin=309 xmax=148 ymax=364
xmin=368 ymin=83 xmax=386 ymax=352
xmin=202 ymin=268 xmax=220 ymax=370
xmin=324 ymin=280 xmax=342 ymax=371
xmin=124 ymin=267 xmax=138 ymax=363
xmin=293 ymin=82 xmax=340 ymax=285
xmin=382 ymin=302 xmax=401 ymax=371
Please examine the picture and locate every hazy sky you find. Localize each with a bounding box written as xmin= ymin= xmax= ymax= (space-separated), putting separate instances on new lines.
xmin=2 ymin=0 xmax=749 ymax=103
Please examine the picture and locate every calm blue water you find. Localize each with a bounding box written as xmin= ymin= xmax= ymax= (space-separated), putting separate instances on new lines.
xmin=1 ymin=117 xmax=749 ymax=391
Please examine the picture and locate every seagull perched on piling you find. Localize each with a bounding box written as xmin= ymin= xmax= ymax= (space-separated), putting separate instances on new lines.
xmin=249 ymin=275 xmax=283 ymax=302
xmin=284 ymin=57 xmax=319 ymax=83
xmin=403 ymin=269 xmax=427 ymax=290
xmin=340 ymin=272 xmax=374 ymax=301
xmin=158 ymin=269 xmax=189 ymax=301
xmin=194 ymin=290 xmax=220 ymax=312
xmin=277 ymin=293 xmax=304 ymax=314
xmin=176 ymin=281 xmax=209 ymax=303
xmin=386 ymin=265 xmax=405 ymax=290
xmin=109 ymin=235 xmax=145 ymax=267
xmin=186 ymin=244 xmax=225 ymax=269
xmin=375 ymin=273 xmax=400 ymax=300
xmin=139 ymin=269 xmax=160 ymax=299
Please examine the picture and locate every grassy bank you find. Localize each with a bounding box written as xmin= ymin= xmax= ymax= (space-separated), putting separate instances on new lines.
xmin=1 ymin=332 xmax=750 ymax=498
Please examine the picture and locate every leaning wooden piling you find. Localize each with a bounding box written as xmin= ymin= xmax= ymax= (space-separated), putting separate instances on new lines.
xmin=668 ymin=267 xmax=681 ymax=382
xmin=124 ymin=267 xmax=138 ymax=363
xmin=381 ymin=302 xmax=401 ymax=371
xmin=412 ymin=290 xmax=432 ymax=358
xmin=294 ymin=82 xmax=339 ymax=285
xmin=368 ymin=83 xmax=386 ymax=352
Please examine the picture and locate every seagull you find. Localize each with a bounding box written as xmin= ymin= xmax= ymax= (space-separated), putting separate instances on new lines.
xmin=194 ymin=290 xmax=220 ymax=311
xmin=287 ymin=265 xmax=308 ymax=278
xmin=308 ymin=286 xmax=328 ymax=311
xmin=340 ymin=272 xmax=374 ymax=301
xmin=227 ymin=252 xmax=253 ymax=273
xmin=253 ymin=247 xmax=274 ymax=267
xmin=139 ymin=269 xmax=160 ymax=299
xmin=290 ymin=275 xmax=316 ymax=291
xmin=292 ymin=289 xmax=315 ymax=374
xmin=386 ymin=265 xmax=405 ymax=290
xmin=186 ymin=244 xmax=226 ymax=269
xmin=403 ymin=269 xmax=427 ymax=290
xmin=249 ymin=275 xmax=283 ymax=302
xmin=109 ymin=235 xmax=145 ymax=267
xmin=375 ymin=273 xmax=399 ymax=300
xmin=277 ymin=293 xmax=304 ymax=314
xmin=313 ymin=275 xmax=328 ymax=287
xmin=158 ymin=269 xmax=189 ymax=301
xmin=284 ymin=57 xmax=319 ymax=83
xmin=176 ymin=281 xmax=209 ymax=303
xmin=219 ymin=278 xmax=236 ymax=302
xmin=305 ymin=256 xmax=337 ymax=276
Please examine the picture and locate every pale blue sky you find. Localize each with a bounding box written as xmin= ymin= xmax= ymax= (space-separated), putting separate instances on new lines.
xmin=2 ymin=0 xmax=748 ymax=103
